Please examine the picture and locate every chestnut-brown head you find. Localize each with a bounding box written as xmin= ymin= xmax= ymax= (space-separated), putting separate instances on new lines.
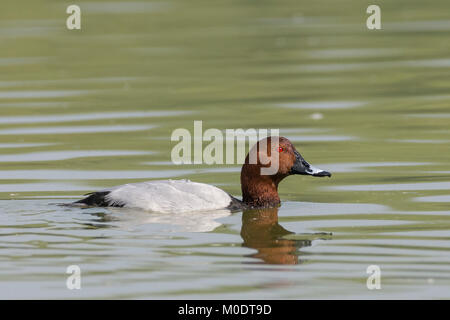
xmin=240 ymin=136 xmax=331 ymax=208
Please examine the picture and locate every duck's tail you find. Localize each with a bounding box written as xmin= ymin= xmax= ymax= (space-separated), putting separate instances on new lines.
xmin=72 ymin=191 xmax=123 ymax=207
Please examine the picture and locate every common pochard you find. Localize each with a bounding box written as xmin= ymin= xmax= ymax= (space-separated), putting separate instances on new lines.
xmin=73 ymin=136 xmax=331 ymax=212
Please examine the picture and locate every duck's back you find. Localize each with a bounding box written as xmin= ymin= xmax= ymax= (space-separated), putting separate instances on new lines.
xmin=75 ymin=179 xmax=234 ymax=213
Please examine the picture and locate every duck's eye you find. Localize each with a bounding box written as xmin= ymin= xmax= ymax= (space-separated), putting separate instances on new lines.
xmin=278 ymin=147 xmax=284 ymax=153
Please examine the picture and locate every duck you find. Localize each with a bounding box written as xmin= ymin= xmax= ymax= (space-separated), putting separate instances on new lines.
xmin=73 ymin=136 xmax=331 ymax=212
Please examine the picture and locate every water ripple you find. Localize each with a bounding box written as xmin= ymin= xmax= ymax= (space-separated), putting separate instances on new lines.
xmin=0 ymin=125 xmax=156 ymax=135
xmin=0 ymin=111 xmax=191 ymax=124
xmin=0 ymin=150 xmax=154 ymax=162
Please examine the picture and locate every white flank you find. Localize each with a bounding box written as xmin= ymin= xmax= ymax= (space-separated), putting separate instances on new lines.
xmin=103 ymin=179 xmax=232 ymax=213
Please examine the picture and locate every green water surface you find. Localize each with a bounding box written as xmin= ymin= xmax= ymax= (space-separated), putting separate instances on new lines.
xmin=0 ymin=0 xmax=449 ymax=299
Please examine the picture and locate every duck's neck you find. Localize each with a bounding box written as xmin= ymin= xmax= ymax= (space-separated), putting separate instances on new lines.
xmin=240 ymin=164 xmax=281 ymax=208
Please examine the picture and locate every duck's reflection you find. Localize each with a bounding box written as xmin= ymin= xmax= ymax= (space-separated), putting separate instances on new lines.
xmin=241 ymin=208 xmax=315 ymax=265
xmin=68 ymin=205 xmax=330 ymax=264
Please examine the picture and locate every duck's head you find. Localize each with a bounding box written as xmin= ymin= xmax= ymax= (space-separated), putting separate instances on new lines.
xmin=241 ymin=136 xmax=331 ymax=207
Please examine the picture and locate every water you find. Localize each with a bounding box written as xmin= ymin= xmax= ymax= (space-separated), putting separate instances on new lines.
xmin=0 ymin=0 xmax=449 ymax=299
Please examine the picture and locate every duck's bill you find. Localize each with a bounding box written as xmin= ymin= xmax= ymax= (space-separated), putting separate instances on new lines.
xmin=290 ymin=150 xmax=332 ymax=177
xmin=305 ymin=165 xmax=332 ymax=177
